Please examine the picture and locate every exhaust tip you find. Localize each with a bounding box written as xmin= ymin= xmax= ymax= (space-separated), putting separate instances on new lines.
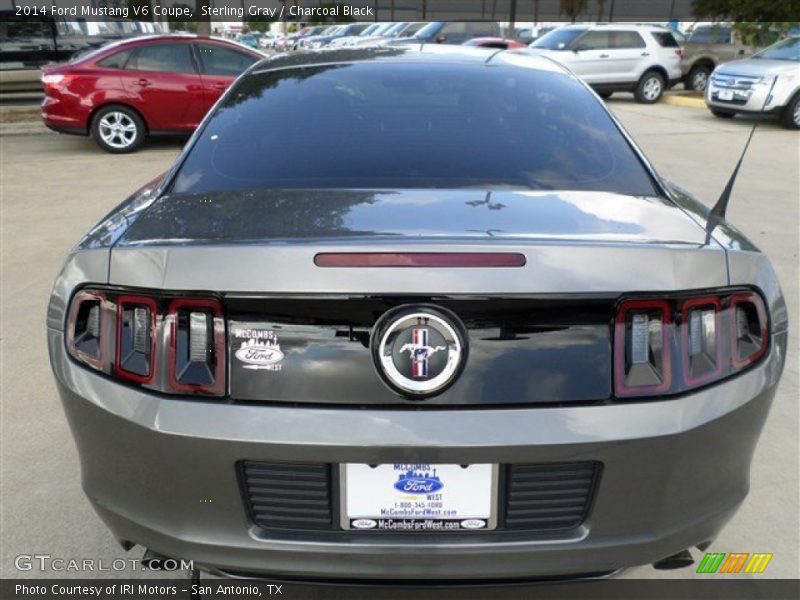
xmin=653 ymin=549 xmax=695 ymax=570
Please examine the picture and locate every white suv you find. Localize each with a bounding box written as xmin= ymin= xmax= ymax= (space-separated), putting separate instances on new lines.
xmin=529 ymin=24 xmax=683 ymax=103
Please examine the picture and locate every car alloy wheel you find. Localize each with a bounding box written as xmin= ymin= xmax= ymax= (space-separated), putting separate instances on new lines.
xmin=642 ymin=76 xmax=663 ymax=101
xmin=691 ymin=69 xmax=708 ymax=92
xmin=98 ymin=111 xmax=138 ymax=150
xmin=793 ymin=101 xmax=800 ymax=127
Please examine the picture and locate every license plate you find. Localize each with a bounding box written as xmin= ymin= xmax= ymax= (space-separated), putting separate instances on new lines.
xmin=718 ymin=89 xmax=734 ymax=101
xmin=341 ymin=463 xmax=497 ymax=531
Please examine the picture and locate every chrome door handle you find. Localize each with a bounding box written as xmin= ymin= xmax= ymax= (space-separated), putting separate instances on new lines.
xmin=135 ymin=78 xmax=151 ymax=87
xmin=599 ymin=53 xmax=609 ymax=58
xmin=641 ymin=52 xmax=650 ymax=56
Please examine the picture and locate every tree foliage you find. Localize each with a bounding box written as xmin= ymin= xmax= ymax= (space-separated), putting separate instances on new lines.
xmin=559 ymin=0 xmax=588 ymax=22
xmin=693 ymin=0 xmax=800 ymax=22
xmin=693 ymin=0 xmax=800 ymax=45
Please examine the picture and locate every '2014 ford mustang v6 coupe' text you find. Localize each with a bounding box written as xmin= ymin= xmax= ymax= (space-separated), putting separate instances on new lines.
xmin=48 ymin=45 xmax=787 ymax=581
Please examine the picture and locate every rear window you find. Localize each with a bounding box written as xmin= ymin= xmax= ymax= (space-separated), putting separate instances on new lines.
xmin=170 ymin=62 xmax=657 ymax=196
xmin=128 ymin=43 xmax=195 ymax=73
xmin=688 ymin=26 xmax=731 ymax=44
xmin=651 ymin=31 xmax=680 ymax=48
xmin=97 ymin=50 xmax=131 ymax=69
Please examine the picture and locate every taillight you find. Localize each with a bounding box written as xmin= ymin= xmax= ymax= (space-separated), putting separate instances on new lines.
xmin=41 ymin=73 xmax=74 ymax=93
xmin=681 ymin=296 xmax=722 ymax=386
xmin=614 ymin=290 xmax=769 ymax=399
xmin=65 ymin=288 xmax=226 ymax=397
xmin=614 ymin=299 xmax=672 ymax=396
xmin=167 ymin=298 xmax=225 ymax=395
xmin=730 ymin=292 xmax=769 ymax=369
xmin=115 ymin=295 xmax=157 ymax=384
xmin=66 ymin=290 xmax=107 ymax=371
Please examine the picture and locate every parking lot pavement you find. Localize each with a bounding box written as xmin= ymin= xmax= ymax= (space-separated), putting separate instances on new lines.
xmin=1 ymin=102 xmax=797 ymax=587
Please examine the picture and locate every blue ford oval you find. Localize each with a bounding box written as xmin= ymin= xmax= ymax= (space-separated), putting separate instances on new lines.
xmin=394 ymin=477 xmax=444 ymax=494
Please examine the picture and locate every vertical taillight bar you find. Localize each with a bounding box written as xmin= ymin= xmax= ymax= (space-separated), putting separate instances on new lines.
xmin=115 ymin=295 xmax=157 ymax=384
xmin=167 ymin=298 xmax=225 ymax=395
xmin=614 ymin=299 xmax=672 ymax=397
xmin=681 ymin=296 xmax=723 ymax=387
xmin=66 ymin=290 xmax=108 ymax=372
xmin=730 ymin=292 xmax=769 ymax=370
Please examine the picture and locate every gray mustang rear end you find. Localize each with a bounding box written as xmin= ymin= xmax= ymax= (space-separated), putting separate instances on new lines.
xmin=48 ymin=46 xmax=787 ymax=581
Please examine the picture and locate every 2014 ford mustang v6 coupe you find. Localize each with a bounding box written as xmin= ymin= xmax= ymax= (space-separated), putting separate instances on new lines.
xmin=48 ymin=45 xmax=787 ymax=581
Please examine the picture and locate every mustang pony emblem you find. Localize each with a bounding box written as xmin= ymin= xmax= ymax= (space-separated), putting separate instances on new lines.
xmin=399 ymin=328 xmax=446 ymax=378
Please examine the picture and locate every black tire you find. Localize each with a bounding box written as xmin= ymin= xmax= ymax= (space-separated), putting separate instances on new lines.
xmin=597 ymin=91 xmax=613 ymax=100
xmin=686 ymin=64 xmax=712 ymax=92
xmin=634 ymin=70 xmax=665 ymax=104
xmin=780 ymin=94 xmax=800 ymax=130
xmin=710 ymin=108 xmax=736 ymax=119
xmin=90 ymin=105 xmax=145 ymax=153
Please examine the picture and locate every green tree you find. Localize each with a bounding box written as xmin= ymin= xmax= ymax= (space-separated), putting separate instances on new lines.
xmin=559 ymin=0 xmax=588 ymax=23
xmin=693 ymin=0 xmax=800 ymax=45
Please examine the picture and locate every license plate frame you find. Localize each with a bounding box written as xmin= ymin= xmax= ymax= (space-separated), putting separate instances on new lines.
xmin=717 ymin=89 xmax=734 ymax=101
xmin=340 ymin=463 xmax=499 ymax=532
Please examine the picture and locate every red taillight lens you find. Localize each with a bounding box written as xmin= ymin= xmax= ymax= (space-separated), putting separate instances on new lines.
xmin=66 ymin=289 xmax=226 ymax=397
xmin=166 ymin=298 xmax=225 ymax=395
xmin=66 ymin=290 xmax=107 ymax=371
xmin=614 ymin=299 xmax=672 ymax=397
xmin=115 ymin=295 xmax=157 ymax=384
xmin=614 ymin=290 xmax=769 ymax=399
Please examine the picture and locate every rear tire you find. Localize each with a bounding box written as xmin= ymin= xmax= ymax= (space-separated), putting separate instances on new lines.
xmin=634 ymin=71 xmax=665 ymax=104
xmin=710 ymin=108 xmax=736 ymax=119
xmin=597 ymin=91 xmax=613 ymax=100
xmin=686 ymin=65 xmax=712 ymax=92
xmin=780 ymin=94 xmax=800 ymax=129
xmin=91 ymin=105 xmax=145 ymax=154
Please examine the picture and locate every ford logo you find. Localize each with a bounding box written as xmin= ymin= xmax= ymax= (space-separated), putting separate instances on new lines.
xmin=234 ymin=345 xmax=284 ymax=366
xmin=460 ymin=519 xmax=486 ymax=530
xmin=351 ymin=519 xmax=377 ymax=529
xmin=393 ymin=477 xmax=444 ymax=494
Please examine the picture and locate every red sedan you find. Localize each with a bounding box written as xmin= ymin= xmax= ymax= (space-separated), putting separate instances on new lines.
xmin=41 ymin=35 xmax=263 ymax=153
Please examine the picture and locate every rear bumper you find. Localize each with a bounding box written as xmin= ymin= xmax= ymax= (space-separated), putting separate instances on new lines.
xmin=41 ymin=95 xmax=89 ymax=135
xmin=49 ymin=327 xmax=786 ymax=580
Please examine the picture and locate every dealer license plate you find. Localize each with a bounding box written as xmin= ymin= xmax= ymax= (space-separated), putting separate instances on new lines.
xmin=717 ymin=89 xmax=734 ymax=101
xmin=341 ymin=463 xmax=497 ymax=531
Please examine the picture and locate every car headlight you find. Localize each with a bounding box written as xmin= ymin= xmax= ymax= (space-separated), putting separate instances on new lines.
xmin=752 ymin=75 xmax=777 ymax=87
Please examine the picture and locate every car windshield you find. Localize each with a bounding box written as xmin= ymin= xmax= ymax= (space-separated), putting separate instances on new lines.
xmin=412 ymin=22 xmax=442 ymax=39
xmin=753 ymin=37 xmax=800 ymax=61
xmin=530 ymin=28 xmax=587 ymax=50
xmin=170 ymin=61 xmax=657 ymax=196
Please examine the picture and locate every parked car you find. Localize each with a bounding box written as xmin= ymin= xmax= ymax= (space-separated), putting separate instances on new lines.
xmin=329 ymin=22 xmax=387 ymax=47
xmin=0 ymin=12 xmax=165 ymax=95
xmin=237 ymin=33 xmax=261 ymax=49
xmin=40 ymin=35 xmax=263 ymax=153
xmin=705 ymin=36 xmax=800 ymax=129
xmin=49 ymin=43 xmax=786 ymax=582
xmin=529 ymin=24 xmax=683 ymax=103
xmin=681 ymin=23 xmax=762 ymax=92
xmin=307 ymin=23 xmax=371 ymax=49
xmin=287 ymin=26 xmax=326 ymax=50
xmin=395 ymin=21 xmax=502 ymax=45
xmin=297 ymin=25 xmax=343 ymax=50
xmin=463 ymin=37 xmax=528 ymax=50
xmin=395 ymin=22 xmax=426 ymax=39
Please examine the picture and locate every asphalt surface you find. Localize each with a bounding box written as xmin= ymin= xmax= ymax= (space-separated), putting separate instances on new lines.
xmin=1 ymin=99 xmax=798 ymax=589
